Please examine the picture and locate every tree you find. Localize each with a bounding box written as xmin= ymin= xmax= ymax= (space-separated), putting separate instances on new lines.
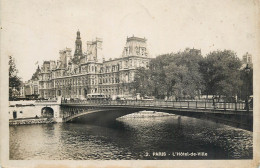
xmin=131 ymin=48 xmax=204 ymax=100
xmin=151 ymin=48 xmax=204 ymax=99
xmin=200 ymin=50 xmax=242 ymax=100
xmin=9 ymin=56 xmax=22 ymax=100
xmin=169 ymin=48 xmax=204 ymax=99
xmin=165 ymin=63 xmax=188 ymax=99
xmin=130 ymin=67 xmax=153 ymax=97
xmin=149 ymin=54 xmax=173 ymax=99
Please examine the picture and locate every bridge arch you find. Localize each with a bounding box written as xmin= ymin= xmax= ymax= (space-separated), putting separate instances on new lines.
xmin=62 ymin=106 xmax=144 ymax=124
xmin=41 ymin=107 xmax=54 ymax=118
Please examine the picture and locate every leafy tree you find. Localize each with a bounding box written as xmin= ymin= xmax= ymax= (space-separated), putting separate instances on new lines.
xmin=9 ymin=56 xmax=22 ymax=100
xmin=165 ymin=63 xmax=188 ymax=99
xmin=131 ymin=48 xmax=204 ymax=100
xmin=130 ymin=67 xmax=154 ymax=97
xmin=200 ymin=50 xmax=242 ymax=100
xmin=148 ymin=54 xmax=174 ymax=99
xmin=170 ymin=48 xmax=204 ymax=99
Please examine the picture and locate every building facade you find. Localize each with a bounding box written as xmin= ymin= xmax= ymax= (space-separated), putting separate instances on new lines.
xmin=20 ymin=80 xmax=40 ymax=99
xmin=242 ymin=52 xmax=253 ymax=68
xmin=20 ymin=66 xmax=41 ymax=99
xmin=38 ymin=31 xmax=150 ymax=99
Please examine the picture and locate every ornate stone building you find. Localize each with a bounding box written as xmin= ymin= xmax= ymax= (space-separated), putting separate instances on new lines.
xmin=38 ymin=31 xmax=150 ymax=99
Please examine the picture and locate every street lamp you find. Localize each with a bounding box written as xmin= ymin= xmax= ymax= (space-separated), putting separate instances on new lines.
xmin=245 ymin=64 xmax=250 ymax=112
xmin=68 ymin=83 xmax=72 ymax=99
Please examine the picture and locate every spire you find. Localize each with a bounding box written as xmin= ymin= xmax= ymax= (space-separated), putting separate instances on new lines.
xmin=73 ymin=30 xmax=83 ymax=64
xmin=77 ymin=30 xmax=81 ymax=39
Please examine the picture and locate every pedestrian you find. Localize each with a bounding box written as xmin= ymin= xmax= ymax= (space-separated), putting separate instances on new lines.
xmin=212 ymin=97 xmax=215 ymax=109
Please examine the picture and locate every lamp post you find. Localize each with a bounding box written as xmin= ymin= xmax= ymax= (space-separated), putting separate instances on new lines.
xmin=68 ymin=83 xmax=72 ymax=99
xmin=245 ymin=64 xmax=250 ymax=112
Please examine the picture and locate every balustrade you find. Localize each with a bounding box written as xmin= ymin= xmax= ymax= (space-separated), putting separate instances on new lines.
xmin=61 ymin=99 xmax=249 ymax=111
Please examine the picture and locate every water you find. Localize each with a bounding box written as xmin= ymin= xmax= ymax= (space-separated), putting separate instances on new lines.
xmin=9 ymin=115 xmax=252 ymax=160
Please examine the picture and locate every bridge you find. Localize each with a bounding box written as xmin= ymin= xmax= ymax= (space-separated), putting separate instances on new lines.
xmin=59 ymin=99 xmax=253 ymax=131
xmin=10 ymin=95 xmax=252 ymax=130
xmin=32 ymin=98 xmax=253 ymax=130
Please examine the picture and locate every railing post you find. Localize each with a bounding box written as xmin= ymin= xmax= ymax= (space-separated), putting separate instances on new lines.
xmin=205 ymin=101 xmax=206 ymax=109
xmin=188 ymin=101 xmax=189 ymax=109
xmin=196 ymin=101 xmax=197 ymax=109
xmin=224 ymin=102 xmax=226 ymax=111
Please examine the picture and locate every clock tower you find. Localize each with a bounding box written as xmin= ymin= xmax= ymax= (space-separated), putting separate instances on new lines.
xmin=74 ymin=30 xmax=83 ymax=59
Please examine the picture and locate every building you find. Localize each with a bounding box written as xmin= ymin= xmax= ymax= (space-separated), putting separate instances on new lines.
xmin=20 ymin=79 xmax=40 ymax=99
xmin=19 ymin=66 xmax=41 ymax=99
xmin=38 ymin=31 xmax=150 ymax=99
xmin=241 ymin=52 xmax=253 ymax=69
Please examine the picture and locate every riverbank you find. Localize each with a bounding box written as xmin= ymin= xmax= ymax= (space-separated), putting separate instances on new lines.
xmin=9 ymin=118 xmax=56 ymax=125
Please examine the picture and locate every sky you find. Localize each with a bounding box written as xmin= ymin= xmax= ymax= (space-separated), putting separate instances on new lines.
xmin=1 ymin=0 xmax=259 ymax=81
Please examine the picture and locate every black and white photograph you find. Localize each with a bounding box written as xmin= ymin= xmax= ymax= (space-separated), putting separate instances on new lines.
xmin=1 ymin=0 xmax=259 ymax=167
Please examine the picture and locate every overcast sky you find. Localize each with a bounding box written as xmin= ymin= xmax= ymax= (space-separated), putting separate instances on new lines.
xmin=1 ymin=0 xmax=259 ymax=81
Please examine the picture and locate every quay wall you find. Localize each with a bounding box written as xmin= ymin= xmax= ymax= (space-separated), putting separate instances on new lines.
xmin=9 ymin=118 xmax=55 ymax=125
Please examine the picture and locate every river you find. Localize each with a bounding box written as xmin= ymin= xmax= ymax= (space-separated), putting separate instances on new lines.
xmin=9 ymin=114 xmax=252 ymax=160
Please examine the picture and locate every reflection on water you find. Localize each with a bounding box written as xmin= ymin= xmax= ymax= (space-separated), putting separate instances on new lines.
xmin=10 ymin=115 xmax=252 ymax=160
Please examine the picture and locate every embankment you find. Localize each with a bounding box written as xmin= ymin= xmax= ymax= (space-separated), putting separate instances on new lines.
xmin=9 ymin=118 xmax=56 ymax=125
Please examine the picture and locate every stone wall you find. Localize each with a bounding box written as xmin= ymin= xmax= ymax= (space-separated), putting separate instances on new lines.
xmin=9 ymin=118 xmax=55 ymax=125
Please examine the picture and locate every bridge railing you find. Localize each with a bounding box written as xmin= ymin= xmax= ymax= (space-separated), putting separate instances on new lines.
xmin=35 ymin=100 xmax=58 ymax=103
xmin=61 ymin=99 xmax=251 ymax=111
